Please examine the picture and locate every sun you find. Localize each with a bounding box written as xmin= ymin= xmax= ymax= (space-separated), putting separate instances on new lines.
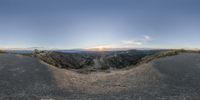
xmin=98 ymin=46 xmax=104 ymax=51
xmin=86 ymin=45 xmax=111 ymax=51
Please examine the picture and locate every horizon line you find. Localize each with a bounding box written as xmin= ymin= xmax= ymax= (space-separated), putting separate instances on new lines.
xmin=1 ymin=47 xmax=200 ymax=51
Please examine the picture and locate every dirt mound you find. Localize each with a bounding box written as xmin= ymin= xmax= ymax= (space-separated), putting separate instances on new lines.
xmin=48 ymin=53 xmax=200 ymax=99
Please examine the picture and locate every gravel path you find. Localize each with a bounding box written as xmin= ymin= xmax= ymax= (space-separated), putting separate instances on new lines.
xmin=151 ymin=53 xmax=200 ymax=99
xmin=1 ymin=53 xmax=200 ymax=100
xmin=0 ymin=54 xmax=73 ymax=99
xmin=49 ymin=53 xmax=200 ymax=100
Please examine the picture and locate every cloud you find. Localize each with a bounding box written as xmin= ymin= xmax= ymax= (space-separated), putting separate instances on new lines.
xmin=120 ymin=35 xmax=152 ymax=48
xmin=144 ymin=35 xmax=151 ymax=40
xmin=121 ymin=40 xmax=142 ymax=45
xmin=99 ymin=35 xmax=153 ymax=49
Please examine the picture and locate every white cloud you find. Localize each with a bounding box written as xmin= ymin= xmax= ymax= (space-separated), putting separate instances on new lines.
xmin=144 ymin=35 xmax=151 ymax=40
xmin=121 ymin=40 xmax=142 ymax=45
xmin=120 ymin=35 xmax=153 ymax=48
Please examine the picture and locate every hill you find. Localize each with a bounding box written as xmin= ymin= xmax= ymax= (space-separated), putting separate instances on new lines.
xmin=33 ymin=50 xmax=163 ymax=72
xmin=47 ymin=52 xmax=200 ymax=100
xmin=0 ymin=51 xmax=200 ymax=99
xmin=33 ymin=49 xmax=186 ymax=73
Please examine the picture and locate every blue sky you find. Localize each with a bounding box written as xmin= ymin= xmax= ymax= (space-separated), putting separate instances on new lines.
xmin=0 ymin=0 xmax=200 ymax=49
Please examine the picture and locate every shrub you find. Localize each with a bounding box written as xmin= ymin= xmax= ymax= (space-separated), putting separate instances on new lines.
xmin=0 ymin=50 xmax=6 ymax=53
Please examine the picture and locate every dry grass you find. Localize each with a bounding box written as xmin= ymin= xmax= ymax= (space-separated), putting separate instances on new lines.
xmin=0 ymin=50 xmax=6 ymax=53
xmin=138 ymin=49 xmax=186 ymax=64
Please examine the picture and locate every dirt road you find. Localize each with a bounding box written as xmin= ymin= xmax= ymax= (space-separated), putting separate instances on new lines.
xmin=0 ymin=53 xmax=200 ymax=100
xmin=0 ymin=54 xmax=70 ymax=99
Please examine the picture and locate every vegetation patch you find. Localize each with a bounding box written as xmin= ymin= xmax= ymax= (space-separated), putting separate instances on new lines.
xmin=34 ymin=50 xmax=94 ymax=69
xmin=0 ymin=50 xmax=6 ymax=54
xmin=138 ymin=49 xmax=187 ymax=64
xmin=33 ymin=49 xmax=188 ymax=73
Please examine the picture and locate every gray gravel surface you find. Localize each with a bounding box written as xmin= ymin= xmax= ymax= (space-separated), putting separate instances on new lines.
xmin=1 ymin=53 xmax=200 ymax=100
xmin=0 ymin=54 xmax=77 ymax=100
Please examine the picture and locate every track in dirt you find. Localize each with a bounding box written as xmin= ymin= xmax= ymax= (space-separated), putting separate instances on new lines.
xmin=0 ymin=53 xmax=200 ymax=100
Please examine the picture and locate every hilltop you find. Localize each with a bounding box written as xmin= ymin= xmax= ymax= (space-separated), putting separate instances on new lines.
xmin=33 ymin=49 xmax=162 ymax=72
xmin=0 ymin=52 xmax=200 ymax=99
xmin=33 ymin=49 xmax=187 ymax=73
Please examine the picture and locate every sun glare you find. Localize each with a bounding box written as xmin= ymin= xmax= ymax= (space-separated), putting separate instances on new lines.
xmin=98 ymin=46 xmax=104 ymax=51
xmin=87 ymin=45 xmax=112 ymax=51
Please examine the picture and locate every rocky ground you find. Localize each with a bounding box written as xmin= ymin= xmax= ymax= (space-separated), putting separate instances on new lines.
xmin=0 ymin=53 xmax=200 ymax=100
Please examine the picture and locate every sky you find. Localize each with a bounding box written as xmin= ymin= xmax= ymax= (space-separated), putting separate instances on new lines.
xmin=0 ymin=0 xmax=200 ymax=49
